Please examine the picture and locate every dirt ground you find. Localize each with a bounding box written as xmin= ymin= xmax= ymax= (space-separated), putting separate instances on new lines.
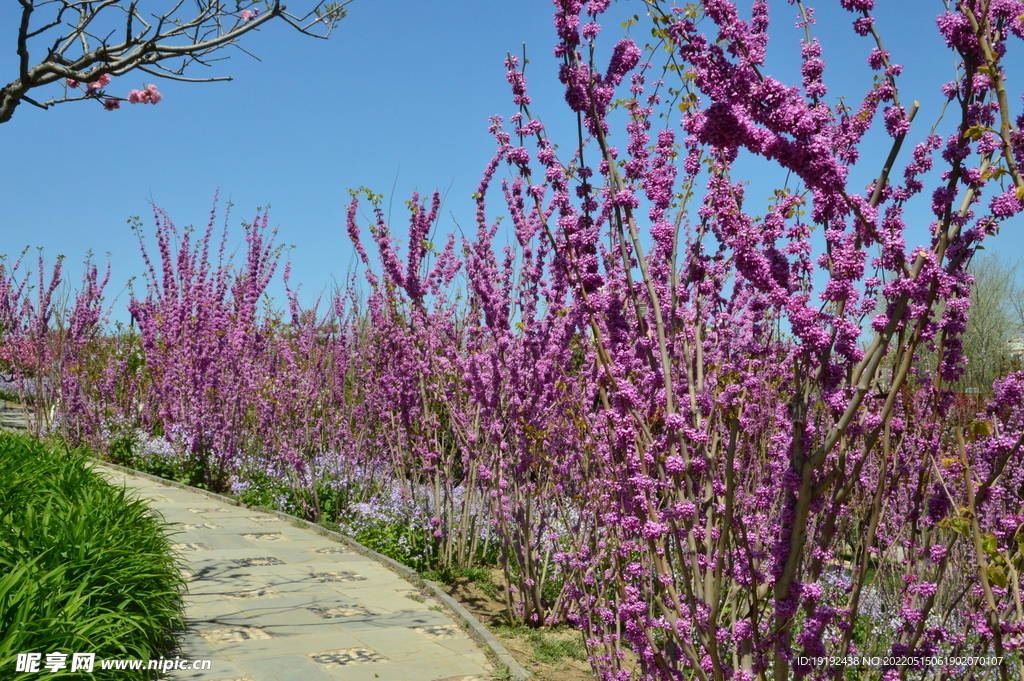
xmin=439 ymin=569 xmax=598 ymax=681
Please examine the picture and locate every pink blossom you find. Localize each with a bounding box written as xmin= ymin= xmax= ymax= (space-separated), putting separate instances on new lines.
xmin=86 ymin=73 xmax=111 ymax=92
xmin=127 ymin=85 xmax=163 ymax=105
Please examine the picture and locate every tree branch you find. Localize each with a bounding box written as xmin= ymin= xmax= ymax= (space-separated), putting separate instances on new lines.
xmin=134 ymin=65 xmax=231 ymax=83
xmin=1 ymin=0 xmax=351 ymax=124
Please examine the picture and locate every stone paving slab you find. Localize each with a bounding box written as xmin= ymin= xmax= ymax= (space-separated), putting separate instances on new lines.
xmin=95 ymin=465 xmax=497 ymax=681
xmin=0 ymin=402 xmax=30 ymax=431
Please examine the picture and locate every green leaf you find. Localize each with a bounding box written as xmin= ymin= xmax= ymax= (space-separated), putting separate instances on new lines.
xmin=963 ymin=125 xmax=987 ymax=141
xmin=940 ymin=517 xmax=970 ymax=535
xmin=968 ymin=419 xmax=993 ymax=441
xmin=982 ymin=533 xmax=999 ymax=557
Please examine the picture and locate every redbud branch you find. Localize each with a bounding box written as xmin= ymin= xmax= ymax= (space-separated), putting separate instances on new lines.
xmin=590 ymin=106 xmax=688 ymax=466
xmin=867 ymin=101 xmax=920 ymax=209
xmin=864 ymin=10 xmax=902 ymax=110
xmin=959 ymin=427 xmax=1011 ymax=681
xmin=960 ymin=2 xmax=1024 ymax=191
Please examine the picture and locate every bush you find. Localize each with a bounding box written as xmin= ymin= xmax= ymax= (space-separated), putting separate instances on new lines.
xmin=0 ymin=432 xmax=185 ymax=679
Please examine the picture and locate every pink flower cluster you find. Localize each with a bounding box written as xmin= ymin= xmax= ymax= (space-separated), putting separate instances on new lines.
xmin=63 ymin=72 xmax=163 ymax=110
xmin=127 ymin=84 xmax=163 ymax=105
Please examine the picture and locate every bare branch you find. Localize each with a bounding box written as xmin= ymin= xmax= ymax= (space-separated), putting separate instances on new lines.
xmin=135 ymin=65 xmax=231 ymax=83
xmin=18 ymin=0 xmax=34 ymax=82
xmin=20 ymin=94 xmax=49 ymax=110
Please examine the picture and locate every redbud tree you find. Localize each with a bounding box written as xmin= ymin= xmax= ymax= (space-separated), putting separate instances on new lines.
xmin=0 ymin=0 xmax=350 ymax=122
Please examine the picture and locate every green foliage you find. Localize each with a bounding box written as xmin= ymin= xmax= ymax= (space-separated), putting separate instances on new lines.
xmin=105 ymin=431 xmax=140 ymax=468
xmin=94 ymin=420 xmax=218 ymax=491
xmin=231 ymin=468 xmax=294 ymax=510
xmin=422 ymin=564 xmax=487 ymax=585
xmin=349 ymin=520 xmax=438 ymax=573
xmin=421 ymin=565 xmax=501 ymax=599
xmin=0 ymin=432 xmax=185 ymax=678
xmin=541 ymin=572 xmax=565 ymax=609
xmin=309 ymin=476 xmax=380 ymax=523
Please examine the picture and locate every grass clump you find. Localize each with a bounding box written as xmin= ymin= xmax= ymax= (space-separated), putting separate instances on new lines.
xmin=497 ymin=624 xmax=588 ymax=665
xmin=0 ymin=432 xmax=185 ymax=678
xmin=422 ymin=565 xmax=503 ymax=600
xmin=528 ymin=629 xmax=587 ymax=665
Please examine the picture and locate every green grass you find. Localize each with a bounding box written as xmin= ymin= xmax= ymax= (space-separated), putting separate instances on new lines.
xmin=421 ymin=564 xmax=505 ymax=601
xmin=496 ymin=624 xmax=588 ymax=665
xmin=528 ymin=629 xmax=587 ymax=665
xmin=0 ymin=432 xmax=186 ymax=679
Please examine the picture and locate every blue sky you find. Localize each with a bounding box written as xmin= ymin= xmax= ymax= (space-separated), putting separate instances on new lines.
xmin=0 ymin=0 xmax=1021 ymax=324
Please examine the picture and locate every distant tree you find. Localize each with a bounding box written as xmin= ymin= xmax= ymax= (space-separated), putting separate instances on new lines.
xmin=0 ymin=0 xmax=350 ymax=123
xmin=1011 ymin=267 xmax=1024 ymax=347
xmin=956 ymin=253 xmax=1024 ymax=393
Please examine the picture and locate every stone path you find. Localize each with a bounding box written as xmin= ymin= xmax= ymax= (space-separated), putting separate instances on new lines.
xmin=97 ymin=466 xmax=497 ymax=681
xmin=0 ymin=401 xmax=30 ymax=431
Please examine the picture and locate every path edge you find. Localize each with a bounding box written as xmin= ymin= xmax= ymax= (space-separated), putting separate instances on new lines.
xmin=92 ymin=459 xmax=533 ymax=681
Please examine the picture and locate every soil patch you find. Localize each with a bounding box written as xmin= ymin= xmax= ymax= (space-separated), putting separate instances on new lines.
xmin=436 ymin=569 xmax=595 ymax=681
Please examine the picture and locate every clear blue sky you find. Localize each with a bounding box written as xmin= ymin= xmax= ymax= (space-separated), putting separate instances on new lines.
xmin=1 ymin=1 xmax=1021 ymax=324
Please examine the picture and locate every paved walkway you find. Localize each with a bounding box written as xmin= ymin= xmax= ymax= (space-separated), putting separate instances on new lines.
xmin=0 ymin=401 xmax=32 ymax=431
xmin=97 ymin=466 xmax=496 ymax=681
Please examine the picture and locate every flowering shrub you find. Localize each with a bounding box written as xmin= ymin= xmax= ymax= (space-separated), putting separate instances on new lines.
xmin=496 ymin=1 xmax=1024 ymax=679
xmin=123 ymin=199 xmax=284 ymax=491
xmin=0 ymin=250 xmax=110 ymax=439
